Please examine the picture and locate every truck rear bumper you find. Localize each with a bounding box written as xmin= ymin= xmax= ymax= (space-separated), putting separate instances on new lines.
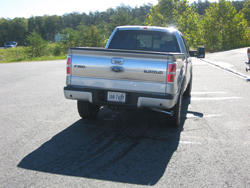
xmin=64 ymin=86 xmax=177 ymax=110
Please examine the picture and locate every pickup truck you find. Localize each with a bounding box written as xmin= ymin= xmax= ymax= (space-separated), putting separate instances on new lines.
xmin=64 ymin=26 xmax=205 ymax=127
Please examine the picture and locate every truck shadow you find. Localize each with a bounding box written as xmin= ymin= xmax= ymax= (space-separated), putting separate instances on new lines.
xmin=18 ymin=97 xmax=196 ymax=185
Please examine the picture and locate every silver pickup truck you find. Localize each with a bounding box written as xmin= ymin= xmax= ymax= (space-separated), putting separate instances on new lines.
xmin=64 ymin=26 xmax=205 ymax=127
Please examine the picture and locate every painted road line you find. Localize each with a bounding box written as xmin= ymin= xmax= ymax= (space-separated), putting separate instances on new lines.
xmin=182 ymin=114 xmax=221 ymax=118
xmin=201 ymin=59 xmax=250 ymax=81
xmin=191 ymin=92 xmax=226 ymax=94
xmin=179 ymin=141 xmax=202 ymax=145
xmin=191 ymin=97 xmax=242 ymax=101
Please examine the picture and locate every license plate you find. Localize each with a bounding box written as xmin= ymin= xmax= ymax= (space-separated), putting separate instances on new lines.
xmin=107 ymin=91 xmax=126 ymax=102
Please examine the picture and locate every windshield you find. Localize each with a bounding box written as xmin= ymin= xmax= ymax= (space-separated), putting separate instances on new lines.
xmin=108 ymin=30 xmax=180 ymax=53
xmin=5 ymin=42 xmax=16 ymax=45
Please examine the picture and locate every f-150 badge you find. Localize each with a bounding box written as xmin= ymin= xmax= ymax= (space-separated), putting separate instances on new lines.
xmin=74 ymin=65 xmax=85 ymax=68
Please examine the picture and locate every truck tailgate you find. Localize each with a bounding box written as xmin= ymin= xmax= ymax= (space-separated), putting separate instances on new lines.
xmin=69 ymin=48 xmax=175 ymax=93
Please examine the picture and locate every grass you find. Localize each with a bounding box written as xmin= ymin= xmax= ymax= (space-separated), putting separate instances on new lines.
xmin=0 ymin=44 xmax=67 ymax=63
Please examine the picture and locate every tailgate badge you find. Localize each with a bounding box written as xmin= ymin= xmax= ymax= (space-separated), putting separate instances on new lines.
xmin=111 ymin=66 xmax=124 ymax=72
xmin=74 ymin=65 xmax=85 ymax=68
xmin=144 ymin=70 xmax=163 ymax=74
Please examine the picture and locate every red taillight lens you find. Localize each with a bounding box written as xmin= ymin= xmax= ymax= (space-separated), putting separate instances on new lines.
xmin=67 ymin=57 xmax=71 ymax=65
xmin=168 ymin=74 xmax=175 ymax=82
xmin=67 ymin=57 xmax=71 ymax=74
xmin=168 ymin=63 xmax=176 ymax=83
xmin=67 ymin=67 xmax=70 ymax=74
xmin=168 ymin=64 xmax=176 ymax=72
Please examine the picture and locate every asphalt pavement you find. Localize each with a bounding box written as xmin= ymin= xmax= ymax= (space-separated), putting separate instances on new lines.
xmin=0 ymin=49 xmax=249 ymax=187
xmin=204 ymin=47 xmax=250 ymax=81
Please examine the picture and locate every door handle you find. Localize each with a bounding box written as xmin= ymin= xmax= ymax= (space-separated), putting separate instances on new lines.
xmin=112 ymin=58 xmax=124 ymax=64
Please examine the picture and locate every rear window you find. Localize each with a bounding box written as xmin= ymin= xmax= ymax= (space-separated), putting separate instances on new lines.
xmin=108 ymin=30 xmax=180 ymax=53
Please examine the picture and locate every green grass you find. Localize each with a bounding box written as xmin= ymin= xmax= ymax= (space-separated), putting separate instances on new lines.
xmin=0 ymin=44 xmax=67 ymax=63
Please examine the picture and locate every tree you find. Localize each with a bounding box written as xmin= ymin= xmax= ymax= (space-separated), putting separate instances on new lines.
xmin=177 ymin=5 xmax=203 ymax=48
xmin=108 ymin=5 xmax=133 ymax=32
xmin=192 ymin=0 xmax=211 ymax=15
xmin=26 ymin=31 xmax=47 ymax=57
xmin=145 ymin=0 xmax=175 ymax=26
xmin=12 ymin=18 xmax=28 ymax=45
xmin=60 ymin=27 xmax=79 ymax=52
xmin=228 ymin=11 xmax=250 ymax=48
xmin=202 ymin=3 xmax=221 ymax=51
xmin=232 ymin=0 xmax=246 ymax=12
xmin=28 ymin=16 xmax=46 ymax=40
xmin=242 ymin=0 xmax=250 ymax=26
xmin=145 ymin=0 xmax=189 ymax=27
xmin=0 ymin=18 xmax=13 ymax=46
xmin=202 ymin=0 xmax=249 ymax=51
xmin=87 ymin=25 xmax=103 ymax=47
xmin=62 ymin=12 xmax=83 ymax=30
xmin=44 ymin=15 xmax=63 ymax=41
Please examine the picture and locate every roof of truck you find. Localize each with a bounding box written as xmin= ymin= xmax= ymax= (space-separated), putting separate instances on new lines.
xmin=116 ymin=25 xmax=178 ymax=33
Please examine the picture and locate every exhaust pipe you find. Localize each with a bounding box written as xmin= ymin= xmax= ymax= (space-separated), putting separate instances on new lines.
xmin=151 ymin=108 xmax=174 ymax=116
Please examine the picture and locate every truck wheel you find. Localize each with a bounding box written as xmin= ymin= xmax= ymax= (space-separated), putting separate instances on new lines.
xmin=167 ymin=92 xmax=183 ymax=128
xmin=77 ymin=101 xmax=100 ymax=119
xmin=184 ymin=75 xmax=192 ymax=98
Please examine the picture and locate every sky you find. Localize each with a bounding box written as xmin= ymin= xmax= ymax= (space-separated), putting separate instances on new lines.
xmin=0 ymin=0 xmax=160 ymax=19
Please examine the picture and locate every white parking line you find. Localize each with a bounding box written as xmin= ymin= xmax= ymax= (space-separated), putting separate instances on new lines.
xmin=183 ymin=114 xmax=221 ymax=118
xmin=192 ymin=92 xmax=226 ymax=94
xmin=191 ymin=97 xmax=242 ymax=101
xmin=201 ymin=59 xmax=250 ymax=81
xmin=180 ymin=141 xmax=202 ymax=145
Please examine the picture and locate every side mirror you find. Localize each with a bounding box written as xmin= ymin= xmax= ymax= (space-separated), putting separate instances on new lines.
xmin=189 ymin=50 xmax=197 ymax=57
xmin=197 ymin=46 xmax=205 ymax=58
xmin=189 ymin=46 xmax=205 ymax=58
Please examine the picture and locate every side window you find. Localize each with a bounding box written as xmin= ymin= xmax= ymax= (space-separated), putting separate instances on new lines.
xmin=181 ymin=35 xmax=189 ymax=54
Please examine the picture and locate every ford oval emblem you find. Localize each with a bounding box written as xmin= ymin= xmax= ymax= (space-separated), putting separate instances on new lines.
xmin=110 ymin=66 xmax=124 ymax=72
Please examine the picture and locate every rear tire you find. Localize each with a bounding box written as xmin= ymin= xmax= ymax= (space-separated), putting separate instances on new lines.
xmin=167 ymin=92 xmax=183 ymax=128
xmin=77 ymin=101 xmax=100 ymax=119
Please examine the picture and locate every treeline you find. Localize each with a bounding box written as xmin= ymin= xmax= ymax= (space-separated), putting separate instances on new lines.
xmin=192 ymin=0 xmax=247 ymax=15
xmin=0 ymin=0 xmax=250 ymax=55
xmin=146 ymin=0 xmax=250 ymax=51
xmin=0 ymin=4 xmax=153 ymax=47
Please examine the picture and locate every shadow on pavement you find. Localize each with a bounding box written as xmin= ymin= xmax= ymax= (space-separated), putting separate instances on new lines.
xmin=18 ymin=97 xmax=196 ymax=185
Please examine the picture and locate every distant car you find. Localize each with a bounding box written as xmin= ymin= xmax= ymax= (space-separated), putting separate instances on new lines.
xmin=4 ymin=41 xmax=17 ymax=48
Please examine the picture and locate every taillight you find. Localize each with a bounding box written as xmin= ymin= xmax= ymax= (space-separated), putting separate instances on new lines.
xmin=67 ymin=57 xmax=71 ymax=75
xmin=168 ymin=63 xmax=176 ymax=83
